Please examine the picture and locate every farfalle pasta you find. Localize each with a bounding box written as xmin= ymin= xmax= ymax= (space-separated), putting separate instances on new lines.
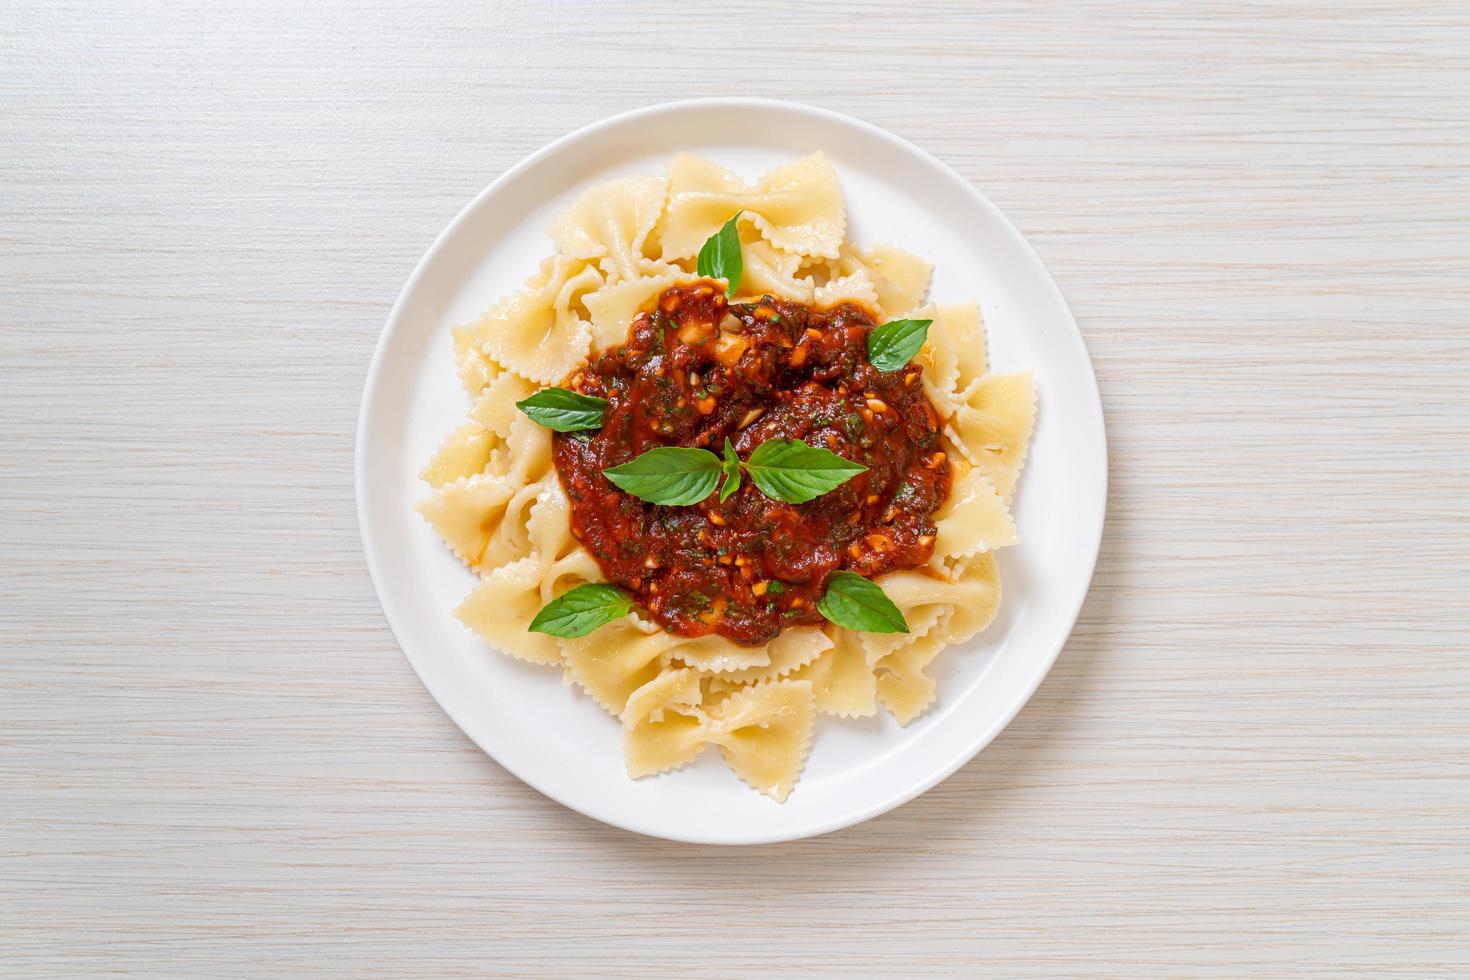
xmin=659 ymin=152 xmax=846 ymax=261
xmin=418 ymin=153 xmax=1034 ymax=801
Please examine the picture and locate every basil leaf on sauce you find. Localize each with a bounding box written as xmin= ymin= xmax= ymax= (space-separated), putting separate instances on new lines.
xmin=744 ymin=438 xmax=866 ymax=504
xmin=866 ymin=318 xmax=933 ymax=372
xmin=696 ymin=211 xmax=743 ymax=298
xmin=817 ymin=571 xmax=909 ymax=634
xmin=602 ymin=446 xmax=723 ymax=506
xmin=528 ymin=583 xmax=633 ymax=638
xmin=719 ymin=437 xmax=742 ymax=502
xmin=516 ymin=387 xmax=607 ymax=432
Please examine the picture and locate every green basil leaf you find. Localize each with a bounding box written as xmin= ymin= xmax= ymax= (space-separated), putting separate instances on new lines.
xmin=602 ymin=446 xmax=723 ymax=505
xmin=696 ymin=211 xmax=743 ymax=298
xmin=817 ymin=571 xmax=908 ymax=634
xmin=516 ymin=387 xmax=608 ymax=432
xmin=719 ymin=437 xmax=742 ymax=502
xmin=528 ymin=583 xmax=633 ymax=638
xmin=744 ymin=438 xmax=866 ymax=504
xmin=866 ymin=318 xmax=933 ymax=372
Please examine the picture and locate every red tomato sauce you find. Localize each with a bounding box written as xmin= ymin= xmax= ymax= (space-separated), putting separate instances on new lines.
xmin=552 ymin=280 xmax=952 ymax=645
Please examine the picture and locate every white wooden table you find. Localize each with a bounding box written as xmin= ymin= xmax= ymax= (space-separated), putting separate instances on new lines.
xmin=4 ymin=3 xmax=1467 ymax=975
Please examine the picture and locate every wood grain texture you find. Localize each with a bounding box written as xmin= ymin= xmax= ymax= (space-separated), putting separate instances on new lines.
xmin=2 ymin=1 xmax=1467 ymax=975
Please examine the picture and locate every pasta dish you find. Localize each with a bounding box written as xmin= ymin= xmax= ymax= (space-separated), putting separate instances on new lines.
xmin=417 ymin=153 xmax=1034 ymax=800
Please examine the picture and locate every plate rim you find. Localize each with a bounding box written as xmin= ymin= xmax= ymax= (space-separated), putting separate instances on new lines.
xmin=355 ymin=97 xmax=1107 ymax=844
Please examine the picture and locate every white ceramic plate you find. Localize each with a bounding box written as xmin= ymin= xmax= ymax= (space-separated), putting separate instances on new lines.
xmin=357 ymin=98 xmax=1105 ymax=844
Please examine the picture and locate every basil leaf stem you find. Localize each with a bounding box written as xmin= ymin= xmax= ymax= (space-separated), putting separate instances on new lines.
xmin=719 ymin=437 xmax=742 ymax=502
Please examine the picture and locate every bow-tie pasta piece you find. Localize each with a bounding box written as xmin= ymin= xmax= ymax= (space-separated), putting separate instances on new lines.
xmin=861 ymin=569 xmax=965 ymax=720
xmin=869 ymin=555 xmax=1002 ymax=724
xmin=463 ymin=256 xmax=601 ymax=384
xmin=538 ymin=543 xmax=604 ymax=605
xmin=470 ymin=371 xmax=537 ymax=439
xmin=495 ymin=409 xmax=556 ymax=477
xmin=913 ymin=303 xmax=988 ymax=417
xmin=948 ymin=372 xmax=1036 ymax=502
xmin=862 ymin=599 xmax=954 ymax=722
xmin=789 ymin=628 xmax=878 ymax=718
xmin=749 ymin=153 xmax=846 ymax=259
xmin=656 ymin=154 xmax=746 ymax=261
xmin=940 ymin=551 xmax=1004 ymax=641
xmin=583 ymin=271 xmax=683 ymax=353
xmin=419 ymin=421 xmax=496 ymax=489
xmin=873 ymin=627 xmax=947 ymax=726
xmin=525 ymin=480 xmax=579 ymax=564
xmin=700 ymin=626 xmax=834 ymax=687
xmin=838 ymin=245 xmax=933 ymax=320
xmin=907 ymin=303 xmax=958 ymax=415
xmin=549 ymin=174 xmax=669 ymax=283
xmin=696 ymin=677 xmax=739 ymax=718
xmin=814 ymin=269 xmax=880 ymax=309
xmin=670 ymin=632 xmax=777 ymax=675
xmin=659 ymin=152 xmax=846 ymax=262
xmin=622 ymin=668 xmax=709 ymax=777
xmin=478 ymin=479 xmax=546 ymax=571
xmin=927 ymin=466 xmax=1017 ymax=577
xmin=710 ymin=679 xmax=817 ymax=802
xmin=733 ymin=224 xmax=816 ymax=304
xmin=417 ymin=414 xmax=553 ymax=567
xmin=460 ymin=485 xmax=622 ymax=673
xmin=416 ymin=474 xmax=518 ymax=567
xmin=480 ymin=473 xmax=578 ymax=575
xmin=807 ymin=245 xmax=933 ymax=321
xmin=454 ymin=556 xmax=564 ymax=667
xmin=563 ymin=614 xmax=681 ymax=717
xmin=933 ymin=303 xmax=989 ymax=393
xmin=452 ymin=326 xmax=501 ymax=396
